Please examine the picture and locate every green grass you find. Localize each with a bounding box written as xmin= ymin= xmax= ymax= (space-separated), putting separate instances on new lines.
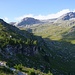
xmin=14 ymin=64 xmax=53 ymax=75
xmin=2 ymin=19 xmax=75 ymax=74
xmin=0 ymin=22 xmax=53 ymax=74
xmin=24 ymin=24 xmax=71 ymax=40
xmin=22 ymin=22 xmax=75 ymax=74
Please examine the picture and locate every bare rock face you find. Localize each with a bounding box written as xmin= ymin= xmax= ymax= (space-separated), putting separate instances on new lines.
xmin=15 ymin=17 xmax=41 ymax=26
xmin=0 ymin=45 xmax=39 ymax=58
xmin=58 ymin=12 xmax=75 ymax=20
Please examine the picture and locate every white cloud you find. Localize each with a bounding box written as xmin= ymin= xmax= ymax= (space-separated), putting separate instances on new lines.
xmin=4 ymin=17 xmax=9 ymax=22
xmin=15 ymin=9 xmax=72 ymax=21
xmin=34 ymin=9 xmax=70 ymax=20
xmin=15 ymin=14 xmax=33 ymax=21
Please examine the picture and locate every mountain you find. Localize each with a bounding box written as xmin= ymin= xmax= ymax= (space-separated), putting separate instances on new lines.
xmin=0 ymin=19 xmax=54 ymax=75
xmin=20 ymin=12 xmax=75 ymax=75
xmin=12 ymin=12 xmax=75 ymax=27
xmin=56 ymin=12 xmax=75 ymax=21
xmin=15 ymin=17 xmax=42 ymax=26
xmin=0 ymin=19 xmax=8 ymax=25
xmin=1 ymin=12 xmax=75 ymax=75
xmin=61 ymin=12 xmax=75 ymax=20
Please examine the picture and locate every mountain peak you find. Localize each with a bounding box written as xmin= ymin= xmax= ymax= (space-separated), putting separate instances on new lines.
xmin=58 ymin=12 xmax=75 ymax=20
xmin=15 ymin=17 xmax=41 ymax=26
xmin=21 ymin=17 xmax=38 ymax=22
xmin=22 ymin=17 xmax=34 ymax=20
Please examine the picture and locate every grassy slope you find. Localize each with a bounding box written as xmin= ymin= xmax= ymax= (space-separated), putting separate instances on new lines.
xmin=23 ymin=22 xmax=75 ymax=74
xmin=26 ymin=22 xmax=75 ymax=42
xmin=0 ymin=22 xmax=53 ymax=75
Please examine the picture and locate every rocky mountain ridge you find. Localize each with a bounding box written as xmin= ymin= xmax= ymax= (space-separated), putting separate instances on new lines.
xmin=10 ymin=12 xmax=75 ymax=27
xmin=14 ymin=17 xmax=42 ymax=26
xmin=58 ymin=12 xmax=75 ymax=20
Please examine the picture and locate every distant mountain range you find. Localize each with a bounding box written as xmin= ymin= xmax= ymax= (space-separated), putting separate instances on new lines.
xmin=10 ymin=12 xmax=75 ymax=27
xmin=1 ymin=12 xmax=75 ymax=74
xmin=58 ymin=12 xmax=75 ymax=20
xmin=14 ymin=17 xmax=42 ymax=26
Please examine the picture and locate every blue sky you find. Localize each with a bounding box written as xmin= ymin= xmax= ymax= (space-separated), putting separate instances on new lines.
xmin=0 ymin=0 xmax=75 ymax=22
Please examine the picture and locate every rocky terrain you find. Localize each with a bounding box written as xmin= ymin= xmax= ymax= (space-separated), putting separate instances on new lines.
xmin=0 ymin=19 xmax=53 ymax=75
xmin=15 ymin=12 xmax=75 ymax=75
xmin=14 ymin=17 xmax=42 ymax=26
xmin=1 ymin=12 xmax=75 ymax=75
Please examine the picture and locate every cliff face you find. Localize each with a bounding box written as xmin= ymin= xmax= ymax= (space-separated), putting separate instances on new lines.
xmin=0 ymin=45 xmax=39 ymax=58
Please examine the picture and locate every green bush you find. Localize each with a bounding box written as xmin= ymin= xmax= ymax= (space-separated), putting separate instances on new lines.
xmin=14 ymin=64 xmax=23 ymax=71
xmin=28 ymin=68 xmax=35 ymax=75
xmin=33 ymin=40 xmax=37 ymax=45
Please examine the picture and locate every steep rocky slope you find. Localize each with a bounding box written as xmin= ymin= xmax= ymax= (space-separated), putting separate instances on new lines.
xmin=19 ymin=12 xmax=75 ymax=75
xmin=0 ymin=19 xmax=54 ymax=75
xmin=2 ymin=11 xmax=75 ymax=75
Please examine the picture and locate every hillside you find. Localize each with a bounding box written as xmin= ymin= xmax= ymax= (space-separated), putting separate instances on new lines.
xmin=14 ymin=17 xmax=42 ymax=26
xmin=19 ymin=12 xmax=75 ymax=75
xmin=0 ymin=19 xmax=53 ymax=75
xmin=1 ymin=12 xmax=75 ymax=75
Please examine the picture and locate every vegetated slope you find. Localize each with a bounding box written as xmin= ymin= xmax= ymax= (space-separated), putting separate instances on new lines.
xmin=22 ymin=14 xmax=75 ymax=74
xmin=0 ymin=66 xmax=14 ymax=75
xmin=25 ymin=12 xmax=75 ymax=41
xmin=0 ymin=19 xmax=53 ymax=75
